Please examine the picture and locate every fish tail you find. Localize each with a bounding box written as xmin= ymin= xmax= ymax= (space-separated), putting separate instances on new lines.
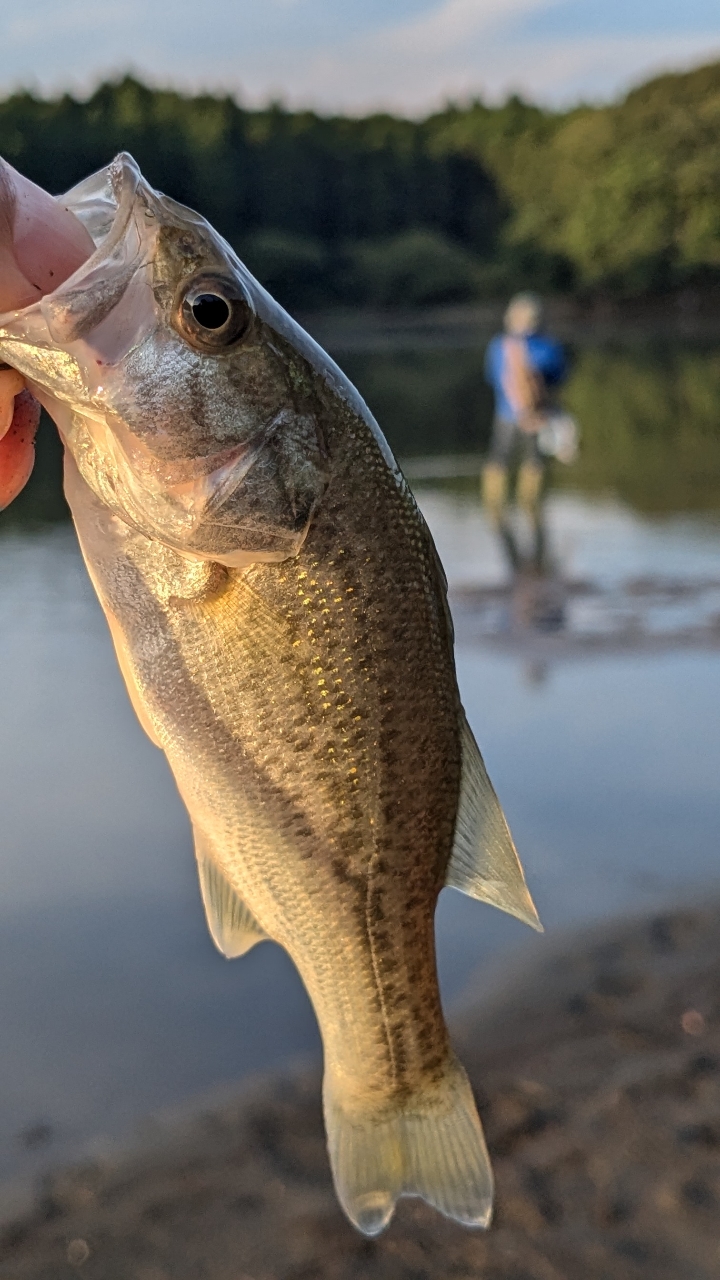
xmin=323 ymin=1055 xmax=493 ymax=1236
xmin=401 ymin=1057 xmax=494 ymax=1229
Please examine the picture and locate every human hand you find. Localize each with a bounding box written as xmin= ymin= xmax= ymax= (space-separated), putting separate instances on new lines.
xmin=0 ymin=158 xmax=93 ymax=508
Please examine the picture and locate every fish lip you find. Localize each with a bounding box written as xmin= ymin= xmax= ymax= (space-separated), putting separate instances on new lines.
xmin=0 ymin=153 xmax=143 ymax=334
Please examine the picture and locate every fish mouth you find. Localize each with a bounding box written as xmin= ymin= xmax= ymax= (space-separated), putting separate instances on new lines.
xmin=0 ymin=154 xmax=329 ymax=567
xmin=0 ymin=154 xmax=144 ymax=339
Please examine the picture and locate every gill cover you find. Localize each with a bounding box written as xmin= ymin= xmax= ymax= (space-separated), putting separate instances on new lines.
xmin=0 ymin=153 xmax=328 ymax=566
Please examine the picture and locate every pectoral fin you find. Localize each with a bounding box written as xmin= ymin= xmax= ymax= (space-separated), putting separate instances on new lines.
xmin=194 ymin=836 xmax=268 ymax=958
xmin=445 ymin=714 xmax=542 ymax=931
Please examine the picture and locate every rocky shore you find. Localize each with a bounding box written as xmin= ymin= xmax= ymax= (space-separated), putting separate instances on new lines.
xmin=2 ymin=903 xmax=719 ymax=1280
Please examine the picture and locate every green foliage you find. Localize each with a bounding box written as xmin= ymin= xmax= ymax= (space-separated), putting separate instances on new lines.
xmin=2 ymin=64 xmax=720 ymax=303
xmin=0 ymin=77 xmax=498 ymax=256
xmin=560 ymin=343 xmax=720 ymax=511
xmin=340 ymin=347 xmax=493 ymax=456
xmin=241 ymin=231 xmax=331 ymax=309
xmin=343 ymin=231 xmax=482 ymax=307
xmin=427 ymin=64 xmax=720 ymax=295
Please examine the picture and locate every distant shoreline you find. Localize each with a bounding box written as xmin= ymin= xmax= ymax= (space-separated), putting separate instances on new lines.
xmin=303 ymin=293 xmax=720 ymax=354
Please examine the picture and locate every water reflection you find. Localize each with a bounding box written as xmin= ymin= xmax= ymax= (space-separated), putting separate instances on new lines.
xmin=561 ymin=343 xmax=720 ymax=513
xmin=415 ymin=480 xmax=720 ymax=664
xmin=343 ymin=339 xmax=720 ymax=515
xmin=3 ymin=339 xmax=720 ymax=535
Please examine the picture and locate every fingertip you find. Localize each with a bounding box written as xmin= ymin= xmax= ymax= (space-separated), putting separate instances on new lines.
xmin=0 ymin=389 xmax=40 ymax=509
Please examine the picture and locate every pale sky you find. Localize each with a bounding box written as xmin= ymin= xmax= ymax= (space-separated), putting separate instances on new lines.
xmin=2 ymin=0 xmax=720 ymax=114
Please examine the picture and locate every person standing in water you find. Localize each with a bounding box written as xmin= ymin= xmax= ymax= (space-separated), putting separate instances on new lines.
xmin=482 ymin=293 xmax=567 ymax=570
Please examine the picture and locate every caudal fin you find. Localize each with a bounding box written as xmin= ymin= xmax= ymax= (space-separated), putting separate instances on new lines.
xmin=323 ymin=1057 xmax=493 ymax=1236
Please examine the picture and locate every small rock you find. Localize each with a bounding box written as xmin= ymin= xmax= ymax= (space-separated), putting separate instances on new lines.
xmin=681 ymin=1009 xmax=706 ymax=1036
xmin=17 ymin=1122 xmax=53 ymax=1151
xmin=66 ymin=1238 xmax=90 ymax=1267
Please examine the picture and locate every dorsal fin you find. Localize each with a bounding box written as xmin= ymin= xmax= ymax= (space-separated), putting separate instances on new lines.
xmin=194 ymin=834 xmax=268 ymax=958
xmin=445 ymin=714 xmax=542 ymax=931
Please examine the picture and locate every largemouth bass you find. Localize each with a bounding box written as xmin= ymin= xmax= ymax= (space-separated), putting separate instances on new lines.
xmin=0 ymin=154 xmax=540 ymax=1236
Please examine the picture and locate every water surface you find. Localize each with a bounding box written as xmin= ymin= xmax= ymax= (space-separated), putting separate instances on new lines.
xmin=1 ymin=331 xmax=719 ymax=1203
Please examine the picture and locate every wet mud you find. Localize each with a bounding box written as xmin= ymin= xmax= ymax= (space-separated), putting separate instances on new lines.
xmin=2 ymin=902 xmax=720 ymax=1278
xmin=451 ymin=575 xmax=720 ymax=662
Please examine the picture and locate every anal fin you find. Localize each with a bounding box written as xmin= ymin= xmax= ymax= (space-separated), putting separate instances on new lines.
xmin=194 ymin=835 xmax=268 ymax=958
xmin=446 ymin=713 xmax=542 ymax=931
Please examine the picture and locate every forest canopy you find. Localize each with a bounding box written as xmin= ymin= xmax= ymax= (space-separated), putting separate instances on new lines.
xmin=1 ymin=61 xmax=720 ymax=308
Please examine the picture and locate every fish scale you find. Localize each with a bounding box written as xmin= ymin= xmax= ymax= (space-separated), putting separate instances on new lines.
xmin=169 ymin=437 xmax=456 ymax=1101
xmin=0 ymin=151 xmax=541 ymax=1237
xmin=72 ymin=418 xmax=460 ymax=1110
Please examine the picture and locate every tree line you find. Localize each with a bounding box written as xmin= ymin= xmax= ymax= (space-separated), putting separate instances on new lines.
xmin=0 ymin=62 xmax=719 ymax=307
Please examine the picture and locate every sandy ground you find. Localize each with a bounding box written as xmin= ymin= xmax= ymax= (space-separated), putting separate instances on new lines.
xmin=1 ymin=903 xmax=719 ymax=1280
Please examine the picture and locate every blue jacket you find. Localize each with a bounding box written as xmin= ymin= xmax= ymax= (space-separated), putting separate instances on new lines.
xmin=485 ymin=333 xmax=567 ymax=423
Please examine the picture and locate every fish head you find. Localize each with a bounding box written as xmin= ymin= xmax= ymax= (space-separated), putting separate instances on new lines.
xmin=0 ymin=152 xmax=333 ymax=566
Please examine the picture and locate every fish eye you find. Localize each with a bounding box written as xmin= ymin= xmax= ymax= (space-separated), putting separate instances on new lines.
xmin=173 ymin=274 xmax=254 ymax=353
xmin=191 ymin=293 xmax=230 ymax=330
